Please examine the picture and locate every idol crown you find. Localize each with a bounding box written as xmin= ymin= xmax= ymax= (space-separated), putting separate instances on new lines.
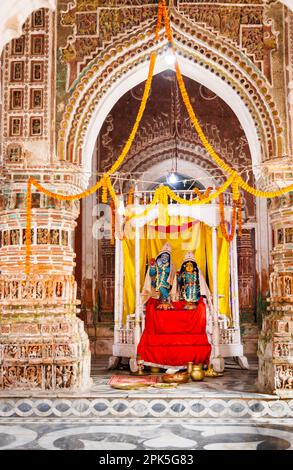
xmin=183 ymin=251 xmax=196 ymax=263
xmin=159 ymin=242 xmax=172 ymax=255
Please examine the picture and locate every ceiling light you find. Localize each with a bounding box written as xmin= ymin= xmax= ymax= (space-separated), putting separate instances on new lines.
xmin=165 ymin=44 xmax=176 ymax=67
xmin=168 ymin=172 xmax=178 ymax=184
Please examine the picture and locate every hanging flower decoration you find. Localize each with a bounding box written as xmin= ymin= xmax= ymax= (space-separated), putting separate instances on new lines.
xmin=23 ymin=0 xmax=293 ymax=275
xmin=193 ymin=187 xmax=212 ymax=200
xmin=127 ymin=186 xmax=135 ymax=207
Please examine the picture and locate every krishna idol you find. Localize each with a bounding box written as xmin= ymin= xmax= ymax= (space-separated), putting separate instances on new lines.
xmin=142 ymin=243 xmax=176 ymax=309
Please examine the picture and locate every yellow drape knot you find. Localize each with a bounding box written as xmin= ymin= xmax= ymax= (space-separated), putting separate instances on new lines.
xmin=231 ymin=173 xmax=240 ymax=202
xmin=158 ymin=186 xmax=167 ymax=225
xmin=193 ymin=187 xmax=212 ymax=201
xmin=127 ymin=186 xmax=135 ymax=206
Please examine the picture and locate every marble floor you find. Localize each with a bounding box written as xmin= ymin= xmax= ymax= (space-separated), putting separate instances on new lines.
xmin=0 ymin=417 xmax=292 ymax=450
xmin=0 ymin=356 xmax=292 ymax=450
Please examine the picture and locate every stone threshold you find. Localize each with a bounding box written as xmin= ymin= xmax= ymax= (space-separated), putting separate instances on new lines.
xmin=0 ymin=395 xmax=292 ymax=418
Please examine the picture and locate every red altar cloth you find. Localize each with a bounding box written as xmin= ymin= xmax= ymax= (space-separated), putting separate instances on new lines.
xmin=137 ymin=297 xmax=211 ymax=367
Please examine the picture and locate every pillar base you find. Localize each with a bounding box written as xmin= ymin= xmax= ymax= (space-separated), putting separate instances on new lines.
xmin=0 ymin=315 xmax=91 ymax=392
xmin=0 ymin=274 xmax=92 ymax=391
xmin=258 ymin=308 xmax=293 ymax=396
xmin=211 ymin=356 xmax=225 ymax=373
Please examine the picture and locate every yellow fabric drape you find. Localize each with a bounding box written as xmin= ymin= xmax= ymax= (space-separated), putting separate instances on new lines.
xmin=122 ymin=221 xmax=231 ymax=324
xmin=122 ymin=233 xmax=147 ymax=324
xmin=194 ymin=222 xmax=207 ymax=279
xmin=205 ymin=225 xmax=231 ymax=319
xmin=145 ymin=220 xmax=202 ymax=270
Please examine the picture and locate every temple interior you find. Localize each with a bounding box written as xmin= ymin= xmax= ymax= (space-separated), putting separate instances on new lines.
xmin=0 ymin=0 xmax=292 ymax=452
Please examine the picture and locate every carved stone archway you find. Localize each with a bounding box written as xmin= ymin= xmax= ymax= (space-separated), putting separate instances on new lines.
xmin=58 ymin=12 xmax=282 ymax=183
xmin=1 ymin=2 xmax=292 ymax=56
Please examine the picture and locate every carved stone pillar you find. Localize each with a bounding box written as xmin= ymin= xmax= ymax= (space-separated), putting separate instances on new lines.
xmin=258 ymin=161 xmax=293 ymax=396
xmin=0 ymin=7 xmax=91 ymax=391
xmin=0 ymin=168 xmax=91 ymax=391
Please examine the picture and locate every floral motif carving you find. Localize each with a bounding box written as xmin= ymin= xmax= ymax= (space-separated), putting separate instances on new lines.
xmin=275 ymin=365 xmax=293 ymax=390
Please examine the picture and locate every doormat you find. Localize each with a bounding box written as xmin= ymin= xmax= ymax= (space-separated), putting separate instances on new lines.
xmin=108 ymin=375 xmax=159 ymax=386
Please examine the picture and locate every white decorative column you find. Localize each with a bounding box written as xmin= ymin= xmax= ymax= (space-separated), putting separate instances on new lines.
xmin=231 ymin=232 xmax=249 ymax=368
xmin=114 ymin=195 xmax=124 ymax=346
xmin=211 ymin=225 xmax=224 ymax=372
xmin=231 ymin=234 xmax=241 ymax=344
xmin=134 ymin=190 xmax=141 ymax=349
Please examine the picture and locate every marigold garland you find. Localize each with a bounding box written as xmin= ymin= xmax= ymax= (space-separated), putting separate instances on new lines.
xmin=31 ymin=175 xmax=104 ymax=201
xmin=155 ymin=0 xmax=163 ymax=40
xmin=126 ymin=175 xmax=236 ymax=222
xmin=231 ymin=178 xmax=240 ymax=201
xmin=127 ymin=186 xmax=135 ymax=206
xmin=237 ymin=199 xmax=243 ymax=238
xmin=107 ymin=52 xmax=156 ymax=176
xmin=219 ymin=194 xmax=237 ymax=243
xmin=24 ymin=11 xmax=156 ymax=273
xmin=165 ymin=176 xmax=234 ymax=206
xmin=24 ymin=0 xmax=293 ymax=274
xmin=161 ymin=0 xmax=173 ymax=44
xmin=193 ymin=187 xmax=212 ymax=200
xmin=160 ymin=0 xmax=293 ymax=199
xmin=102 ymin=181 xmax=108 ymax=204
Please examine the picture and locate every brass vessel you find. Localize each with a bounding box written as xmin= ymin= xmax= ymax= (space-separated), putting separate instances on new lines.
xmin=204 ymin=364 xmax=224 ymax=377
xmin=110 ymin=383 xmax=149 ymax=391
xmin=150 ymin=366 xmax=161 ymax=374
xmin=186 ymin=362 xmax=193 ymax=375
xmin=190 ymin=364 xmax=205 ymax=381
xmin=162 ymin=371 xmax=190 ymax=384
xmin=131 ymin=355 xmax=148 ymax=375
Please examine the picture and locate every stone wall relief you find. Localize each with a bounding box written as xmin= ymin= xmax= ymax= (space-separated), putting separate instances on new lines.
xmin=0 ymin=276 xmax=76 ymax=303
xmin=7 ymin=192 xmax=76 ymax=213
xmin=273 ymin=226 xmax=293 ymax=247
xmin=269 ymin=272 xmax=293 ymax=301
xmin=1 ymin=365 xmax=42 ymax=389
xmin=1 ymin=8 xmax=52 ymax=167
xmin=59 ymin=1 xmax=157 ymax=87
xmin=275 ymin=365 xmax=293 ymax=390
xmin=179 ymin=2 xmax=277 ymax=84
xmin=0 ymin=363 xmax=79 ymax=390
xmin=0 ymin=228 xmax=70 ymax=248
xmin=5 ymin=143 xmax=23 ymax=163
xmin=59 ymin=13 xmax=281 ymax=166
xmin=274 ymin=342 xmax=290 ymax=358
xmin=58 ymin=1 xmax=279 ymax=87
xmin=2 ymin=342 xmax=75 ymax=361
xmin=101 ymin=110 xmax=252 ymax=173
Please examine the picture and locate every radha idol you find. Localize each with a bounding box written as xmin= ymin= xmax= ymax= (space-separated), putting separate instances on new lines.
xmin=172 ymin=252 xmax=211 ymax=309
xmin=142 ymin=243 xmax=175 ymax=309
